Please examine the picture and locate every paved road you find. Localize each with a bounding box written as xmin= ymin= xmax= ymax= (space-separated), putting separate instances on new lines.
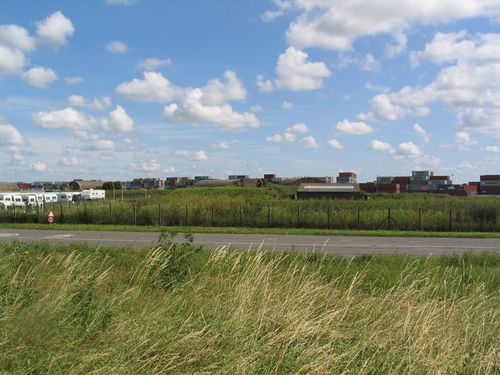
xmin=0 ymin=228 xmax=499 ymax=256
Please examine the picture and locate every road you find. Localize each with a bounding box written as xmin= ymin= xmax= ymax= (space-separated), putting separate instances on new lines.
xmin=0 ymin=228 xmax=499 ymax=256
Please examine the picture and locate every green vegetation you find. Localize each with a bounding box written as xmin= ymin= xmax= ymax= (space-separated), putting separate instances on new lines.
xmin=2 ymin=186 xmax=499 ymax=232
xmin=0 ymin=239 xmax=499 ymax=374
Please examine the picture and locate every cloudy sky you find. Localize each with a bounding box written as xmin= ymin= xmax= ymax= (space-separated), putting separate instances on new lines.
xmin=1 ymin=0 xmax=499 ymax=183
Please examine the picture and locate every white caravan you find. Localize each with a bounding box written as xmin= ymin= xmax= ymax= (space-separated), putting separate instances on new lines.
xmin=11 ymin=194 xmax=26 ymax=209
xmin=0 ymin=194 xmax=14 ymax=209
xmin=57 ymin=192 xmax=74 ymax=203
xmin=43 ymin=193 xmax=58 ymax=204
xmin=81 ymin=189 xmax=105 ymax=201
xmin=21 ymin=194 xmax=38 ymax=208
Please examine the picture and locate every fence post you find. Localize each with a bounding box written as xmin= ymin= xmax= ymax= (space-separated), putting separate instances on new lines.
xmin=60 ymin=204 xmax=64 ymax=224
xmin=239 ymin=205 xmax=243 ymax=227
xmin=84 ymin=203 xmax=88 ymax=224
xmin=211 ymin=203 xmax=214 ymax=227
xmin=109 ymin=203 xmax=112 ymax=224
xmin=296 ymin=205 xmax=300 ymax=227
xmin=133 ymin=204 xmax=137 ymax=225
xmin=418 ymin=208 xmax=422 ymax=231
xmin=268 ymin=205 xmax=272 ymax=227
xmin=158 ymin=204 xmax=161 ymax=226
xmin=185 ymin=204 xmax=189 ymax=226
xmin=36 ymin=204 xmax=40 ymax=224
xmin=327 ymin=206 xmax=331 ymax=229
xmin=387 ymin=208 xmax=391 ymax=230
xmin=357 ymin=207 xmax=360 ymax=229
xmin=449 ymin=208 xmax=452 ymax=231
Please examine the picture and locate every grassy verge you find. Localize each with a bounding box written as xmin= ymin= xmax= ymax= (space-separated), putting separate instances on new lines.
xmin=1 ymin=222 xmax=500 ymax=238
xmin=0 ymin=240 xmax=498 ymax=374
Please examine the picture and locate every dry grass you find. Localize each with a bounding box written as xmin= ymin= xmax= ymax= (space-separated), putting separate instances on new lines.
xmin=0 ymin=241 xmax=498 ymax=374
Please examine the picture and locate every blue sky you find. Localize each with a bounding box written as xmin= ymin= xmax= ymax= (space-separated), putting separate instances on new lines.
xmin=0 ymin=0 xmax=499 ymax=183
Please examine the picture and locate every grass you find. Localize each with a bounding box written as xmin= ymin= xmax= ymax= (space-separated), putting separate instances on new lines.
xmin=2 ymin=222 xmax=500 ymax=238
xmin=0 ymin=239 xmax=499 ymax=374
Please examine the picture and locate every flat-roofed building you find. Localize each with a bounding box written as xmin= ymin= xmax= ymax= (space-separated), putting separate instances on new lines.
xmin=297 ymin=183 xmax=362 ymax=199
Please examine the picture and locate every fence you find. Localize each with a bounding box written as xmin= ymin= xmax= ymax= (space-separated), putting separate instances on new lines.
xmin=1 ymin=200 xmax=499 ymax=232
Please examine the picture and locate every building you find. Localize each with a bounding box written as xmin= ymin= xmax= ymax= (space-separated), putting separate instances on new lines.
xmin=297 ymin=183 xmax=362 ymax=199
xmin=336 ymin=172 xmax=357 ymax=184
xmin=69 ymin=179 xmax=103 ymax=191
xmin=228 ymin=174 xmax=249 ymax=180
xmin=480 ymin=175 xmax=500 ymax=195
xmin=282 ymin=176 xmax=333 ymax=185
xmin=0 ymin=182 xmax=19 ymax=191
xmin=263 ymin=173 xmax=277 ymax=183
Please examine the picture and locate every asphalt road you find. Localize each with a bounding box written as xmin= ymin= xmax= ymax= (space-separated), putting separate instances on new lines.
xmin=0 ymin=228 xmax=499 ymax=256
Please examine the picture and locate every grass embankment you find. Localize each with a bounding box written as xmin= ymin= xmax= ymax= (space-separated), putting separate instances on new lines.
xmin=1 ymin=239 xmax=498 ymax=374
xmin=2 ymin=222 xmax=500 ymax=238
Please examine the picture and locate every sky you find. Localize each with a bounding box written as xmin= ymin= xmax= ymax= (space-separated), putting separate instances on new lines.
xmin=0 ymin=0 xmax=499 ymax=183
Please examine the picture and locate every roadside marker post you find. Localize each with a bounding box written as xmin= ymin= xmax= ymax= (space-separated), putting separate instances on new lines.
xmin=48 ymin=211 xmax=54 ymax=225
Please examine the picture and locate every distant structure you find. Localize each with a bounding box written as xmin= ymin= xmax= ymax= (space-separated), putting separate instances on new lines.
xmin=480 ymin=175 xmax=500 ymax=195
xmin=297 ymin=183 xmax=362 ymax=200
xmin=336 ymin=172 xmax=357 ymax=184
xmin=69 ymin=179 xmax=103 ymax=191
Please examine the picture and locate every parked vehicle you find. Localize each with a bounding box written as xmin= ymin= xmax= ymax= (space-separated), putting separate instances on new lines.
xmin=80 ymin=189 xmax=105 ymax=201
xmin=57 ymin=192 xmax=74 ymax=203
xmin=0 ymin=194 xmax=14 ymax=210
xmin=12 ymin=194 xmax=26 ymax=209
xmin=43 ymin=193 xmax=58 ymax=204
xmin=21 ymin=194 xmax=38 ymax=209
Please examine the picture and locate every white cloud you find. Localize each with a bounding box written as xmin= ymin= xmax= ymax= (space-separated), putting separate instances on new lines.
xmin=300 ymin=136 xmax=319 ymax=149
xmin=65 ymin=76 xmax=83 ymax=85
xmin=136 ymin=57 xmax=171 ymax=71
xmin=363 ymin=32 xmax=500 ymax=139
xmin=274 ymin=47 xmax=331 ymax=91
xmin=33 ymin=107 xmax=91 ymax=130
xmin=370 ymin=139 xmax=391 ymax=151
xmin=174 ymin=150 xmax=208 ymax=161
xmin=194 ymin=150 xmax=208 ymax=161
xmin=283 ymin=0 xmax=500 ymax=51
xmin=201 ymin=70 xmax=246 ymax=105
xmin=256 ymin=74 xmax=274 ymax=92
xmin=139 ymin=159 xmax=162 ymax=172
xmin=116 ymin=71 xmax=181 ymax=102
xmin=59 ymin=157 xmax=82 ymax=167
xmin=389 ymin=141 xmax=422 ymax=161
xmin=360 ymin=53 xmax=381 ymax=72
xmin=0 ymin=123 xmax=25 ymax=145
xmin=385 ymin=32 xmax=407 ymax=58
xmin=36 ymin=11 xmax=74 ymax=48
xmin=328 ymin=138 xmax=344 ymax=149
xmin=212 ymin=142 xmax=230 ymax=150
xmin=266 ymin=134 xmax=283 ymax=143
xmin=164 ymin=88 xmax=259 ymax=130
xmin=0 ymin=45 xmax=26 ymax=76
xmin=21 ymin=66 xmax=57 ymax=88
xmin=261 ymin=0 xmax=293 ymax=22
xmin=286 ymin=122 xmax=308 ymax=133
xmin=104 ymin=105 xmax=134 ymax=133
xmin=455 ymin=131 xmax=478 ymax=150
xmin=0 ymin=24 xmax=36 ymax=52
xmin=106 ymin=40 xmax=128 ymax=54
xmin=68 ymin=95 xmax=112 ymax=111
xmin=32 ymin=160 xmax=48 ymax=172
xmin=282 ymin=100 xmax=293 ymax=109
xmin=482 ymin=145 xmax=500 ymax=153
xmin=86 ymin=139 xmax=115 ymax=151
xmin=335 ymin=119 xmax=373 ymax=135
xmin=413 ymin=123 xmax=430 ymax=142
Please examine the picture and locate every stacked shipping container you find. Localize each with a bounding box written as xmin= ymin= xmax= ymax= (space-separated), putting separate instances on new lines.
xmin=480 ymin=175 xmax=500 ymax=195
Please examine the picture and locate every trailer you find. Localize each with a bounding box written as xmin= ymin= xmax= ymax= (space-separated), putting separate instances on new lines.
xmin=80 ymin=189 xmax=105 ymax=201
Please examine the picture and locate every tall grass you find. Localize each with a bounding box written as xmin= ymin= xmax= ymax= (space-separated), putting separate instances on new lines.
xmin=0 ymin=241 xmax=498 ymax=374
